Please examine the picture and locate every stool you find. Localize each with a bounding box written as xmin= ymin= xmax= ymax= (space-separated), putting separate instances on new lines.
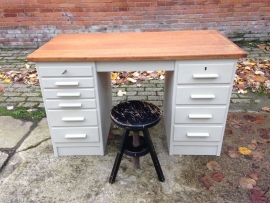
xmin=109 ymin=100 xmax=165 ymax=184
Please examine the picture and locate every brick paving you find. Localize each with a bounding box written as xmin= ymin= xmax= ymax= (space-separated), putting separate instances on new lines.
xmin=0 ymin=46 xmax=269 ymax=110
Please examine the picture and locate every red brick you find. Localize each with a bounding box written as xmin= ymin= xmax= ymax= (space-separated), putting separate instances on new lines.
xmin=37 ymin=0 xmax=52 ymax=3
xmin=4 ymin=13 xmax=17 ymax=17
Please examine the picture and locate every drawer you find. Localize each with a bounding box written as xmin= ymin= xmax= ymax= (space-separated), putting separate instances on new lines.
xmin=41 ymin=78 xmax=94 ymax=88
xmin=52 ymin=127 xmax=99 ymax=143
xmin=48 ymin=110 xmax=98 ymax=127
xmin=172 ymin=145 xmax=218 ymax=155
xmin=56 ymin=146 xmax=102 ymax=156
xmin=175 ymin=86 xmax=230 ymax=105
xmin=173 ymin=125 xmax=223 ymax=142
xmin=177 ymin=63 xmax=234 ymax=84
xmin=46 ymin=99 xmax=96 ymax=109
xmin=175 ymin=106 xmax=226 ymax=124
xmin=43 ymin=89 xmax=95 ymax=99
xmin=38 ymin=65 xmax=93 ymax=77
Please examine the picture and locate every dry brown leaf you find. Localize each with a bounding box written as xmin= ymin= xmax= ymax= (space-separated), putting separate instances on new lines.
xmin=254 ymin=75 xmax=267 ymax=83
xmin=248 ymin=143 xmax=257 ymax=150
xmin=206 ymin=161 xmax=221 ymax=171
xmin=248 ymin=173 xmax=259 ymax=181
xmin=261 ymin=107 xmax=270 ymax=112
xmin=252 ymin=151 xmax=264 ymax=161
xmin=228 ymin=149 xmax=240 ymax=159
xmin=239 ymin=177 xmax=256 ymax=189
xmin=257 ymin=44 xmax=266 ymax=50
xmin=199 ymin=174 xmax=212 ymax=189
xmin=249 ymin=188 xmax=269 ymax=203
xmin=211 ymin=172 xmax=225 ymax=182
xmin=0 ymin=87 xmax=5 ymax=92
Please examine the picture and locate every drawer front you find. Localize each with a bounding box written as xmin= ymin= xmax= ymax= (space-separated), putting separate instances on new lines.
xmin=38 ymin=66 xmax=93 ymax=77
xmin=56 ymin=146 xmax=102 ymax=156
xmin=175 ymin=86 xmax=230 ymax=105
xmin=43 ymin=89 xmax=95 ymax=99
xmin=46 ymin=99 xmax=96 ymax=109
xmin=41 ymin=78 xmax=94 ymax=88
xmin=173 ymin=126 xmax=223 ymax=142
xmin=52 ymin=127 xmax=99 ymax=143
xmin=48 ymin=110 xmax=98 ymax=127
xmin=177 ymin=63 xmax=234 ymax=84
xmin=172 ymin=145 xmax=218 ymax=155
xmin=175 ymin=106 xmax=226 ymax=124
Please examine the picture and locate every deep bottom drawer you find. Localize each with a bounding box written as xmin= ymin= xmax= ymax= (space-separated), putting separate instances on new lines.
xmin=172 ymin=145 xmax=218 ymax=155
xmin=56 ymin=146 xmax=102 ymax=156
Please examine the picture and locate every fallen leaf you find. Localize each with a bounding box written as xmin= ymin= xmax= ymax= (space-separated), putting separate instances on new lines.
xmin=261 ymin=107 xmax=270 ymax=112
xmin=248 ymin=173 xmax=259 ymax=181
xmin=160 ymin=75 xmax=165 ymax=80
xmin=252 ymin=151 xmax=264 ymax=161
xmin=0 ymin=87 xmax=5 ymax=92
xmin=0 ymin=74 xmax=4 ymax=78
xmin=117 ymin=90 xmax=126 ymax=97
xmin=249 ymin=188 xmax=268 ymax=203
xmin=228 ymin=149 xmax=240 ymax=158
xmin=254 ymin=76 xmax=267 ymax=83
xmin=199 ymin=174 xmax=212 ymax=189
xmin=238 ymin=147 xmax=252 ymax=155
xmin=248 ymin=143 xmax=257 ymax=150
xmin=206 ymin=161 xmax=222 ymax=171
xmin=111 ymin=72 xmax=118 ymax=80
xmin=6 ymin=106 xmax=14 ymax=110
xmin=25 ymin=64 xmax=30 ymax=69
xmin=239 ymin=177 xmax=256 ymax=189
xmin=257 ymin=128 xmax=270 ymax=139
xmin=108 ymin=133 xmax=115 ymax=139
xmin=211 ymin=172 xmax=225 ymax=182
xmin=257 ymin=44 xmax=266 ymax=50
xmin=3 ymin=79 xmax=11 ymax=83
xmin=127 ymin=77 xmax=137 ymax=83
xmin=225 ymin=129 xmax=233 ymax=134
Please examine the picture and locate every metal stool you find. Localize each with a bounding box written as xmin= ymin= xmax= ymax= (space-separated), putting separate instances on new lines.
xmin=109 ymin=100 xmax=165 ymax=184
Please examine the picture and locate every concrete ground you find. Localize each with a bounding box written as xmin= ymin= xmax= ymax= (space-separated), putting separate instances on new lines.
xmin=0 ymin=44 xmax=269 ymax=202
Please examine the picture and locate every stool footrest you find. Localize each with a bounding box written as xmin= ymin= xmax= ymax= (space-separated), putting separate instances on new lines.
xmin=124 ymin=136 xmax=149 ymax=157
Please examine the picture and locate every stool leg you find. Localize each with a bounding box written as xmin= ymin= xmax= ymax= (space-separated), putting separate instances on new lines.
xmin=142 ymin=129 xmax=165 ymax=182
xmin=109 ymin=129 xmax=130 ymax=184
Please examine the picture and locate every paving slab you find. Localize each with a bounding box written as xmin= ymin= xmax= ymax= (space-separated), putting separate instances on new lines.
xmin=0 ymin=114 xmax=269 ymax=202
xmin=0 ymin=116 xmax=33 ymax=149
xmin=17 ymin=118 xmax=50 ymax=152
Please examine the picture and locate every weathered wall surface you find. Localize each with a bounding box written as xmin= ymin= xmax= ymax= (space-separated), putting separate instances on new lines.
xmin=0 ymin=0 xmax=270 ymax=48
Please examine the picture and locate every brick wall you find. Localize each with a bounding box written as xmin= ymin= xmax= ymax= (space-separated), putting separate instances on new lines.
xmin=1 ymin=0 xmax=270 ymax=48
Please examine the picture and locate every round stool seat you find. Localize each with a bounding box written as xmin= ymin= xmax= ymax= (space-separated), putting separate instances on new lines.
xmin=110 ymin=100 xmax=162 ymax=130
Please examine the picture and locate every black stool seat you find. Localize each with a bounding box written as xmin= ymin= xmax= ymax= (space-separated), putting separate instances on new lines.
xmin=110 ymin=100 xmax=162 ymax=130
xmin=109 ymin=100 xmax=165 ymax=184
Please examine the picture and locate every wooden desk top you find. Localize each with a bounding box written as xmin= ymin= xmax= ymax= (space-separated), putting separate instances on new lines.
xmin=27 ymin=30 xmax=247 ymax=62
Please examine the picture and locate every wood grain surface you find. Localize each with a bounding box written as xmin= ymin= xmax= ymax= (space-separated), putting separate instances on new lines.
xmin=27 ymin=30 xmax=247 ymax=62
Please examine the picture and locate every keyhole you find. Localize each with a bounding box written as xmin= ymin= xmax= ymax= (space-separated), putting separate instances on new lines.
xmin=205 ymin=67 xmax=207 ymax=71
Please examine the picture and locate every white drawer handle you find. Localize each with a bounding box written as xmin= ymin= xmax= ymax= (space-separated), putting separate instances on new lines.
xmin=55 ymin=82 xmax=79 ymax=86
xmin=187 ymin=133 xmax=209 ymax=137
xmin=193 ymin=74 xmax=219 ymax=79
xmin=189 ymin=114 xmax=212 ymax=119
xmin=65 ymin=134 xmax=87 ymax=139
xmin=59 ymin=103 xmax=82 ymax=107
xmin=191 ymin=94 xmax=215 ymax=99
xmin=57 ymin=93 xmax=81 ymax=97
xmin=62 ymin=117 xmax=85 ymax=121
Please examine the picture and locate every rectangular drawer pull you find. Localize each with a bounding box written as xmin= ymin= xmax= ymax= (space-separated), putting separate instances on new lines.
xmin=59 ymin=103 xmax=82 ymax=108
xmin=193 ymin=74 xmax=219 ymax=79
xmin=191 ymin=94 xmax=215 ymax=99
xmin=189 ymin=114 xmax=212 ymax=119
xmin=62 ymin=117 xmax=85 ymax=121
xmin=65 ymin=134 xmax=87 ymax=139
xmin=187 ymin=133 xmax=209 ymax=137
xmin=57 ymin=93 xmax=81 ymax=97
xmin=55 ymin=82 xmax=79 ymax=86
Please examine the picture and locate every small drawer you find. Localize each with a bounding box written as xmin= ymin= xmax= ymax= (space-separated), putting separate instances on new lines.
xmin=52 ymin=127 xmax=99 ymax=143
xmin=46 ymin=99 xmax=96 ymax=109
xmin=38 ymin=65 xmax=93 ymax=77
xmin=177 ymin=63 xmax=234 ymax=84
xmin=43 ymin=89 xmax=95 ymax=99
xmin=173 ymin=125 xmax=223 ymax=142
xmin=172 ymin=145 xmax=218 ymax=155
xmin=56 ymin=146 xmax=102 ymax=156
xmin=175 ymin=106 xmax=226 ymax=124
xmin=41 ymin=78 xmax=94 ymax=88
xmin=175 ymin=86 xmax=230 ymax=105
xmin=48 ymin=110 xmax=98 ymax=127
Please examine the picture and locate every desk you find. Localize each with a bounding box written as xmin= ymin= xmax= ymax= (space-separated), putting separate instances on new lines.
xmin=27 ymin=30 xmax=247 ymax=156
